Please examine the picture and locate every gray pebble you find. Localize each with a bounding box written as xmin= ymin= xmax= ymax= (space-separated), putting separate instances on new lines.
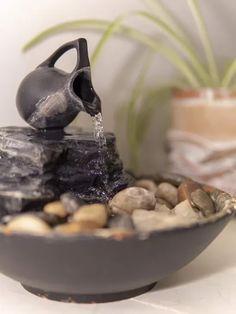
xmin=210 ymin=190 xmax=232 ymax=212
xmin=1 ymin=215 xmax=14 ymax=225
xmin=60 ymin=192 xmax=85 ymax=214
xmin=36 ymin=212 xmax=66 ymax=227
xmin=108 ymin=213 xmax=134 ymax=230
xmin=191 ymin=189 xmax=215 ymax=217
xmin=155 ymin=182 xmax=178 ymax=206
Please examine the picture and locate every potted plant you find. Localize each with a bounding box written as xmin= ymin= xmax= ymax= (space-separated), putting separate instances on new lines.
xmin=23 ymin=0 xmax=236 ymax=194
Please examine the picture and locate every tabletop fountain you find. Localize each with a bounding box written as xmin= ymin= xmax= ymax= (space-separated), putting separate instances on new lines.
xmin=0 ymin=38 xmax=235 ymax=304
xmin=0 ymin=38 xmax=129 ymax=218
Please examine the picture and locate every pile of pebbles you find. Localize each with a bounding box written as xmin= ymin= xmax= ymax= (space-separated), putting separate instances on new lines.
xmin=0 ymin=175 xmax=234 ymax=239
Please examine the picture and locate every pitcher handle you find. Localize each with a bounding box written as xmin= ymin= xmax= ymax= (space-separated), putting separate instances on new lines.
xmin=38 ymin=38 xmax=90 ymax=71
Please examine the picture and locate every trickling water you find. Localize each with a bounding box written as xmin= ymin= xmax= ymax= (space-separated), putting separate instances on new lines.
xmin=92 ymin=113 xmax=110 ymax=200
xmin=92 ymin=113 xmax=107 ymax=148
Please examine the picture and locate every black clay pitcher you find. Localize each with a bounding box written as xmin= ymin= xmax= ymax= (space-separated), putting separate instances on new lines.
xmin=16 ymin=38 xmax=101 ymax=130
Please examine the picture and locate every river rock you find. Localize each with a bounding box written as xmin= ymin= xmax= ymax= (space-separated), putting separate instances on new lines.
xmin=73 ymin=204 xmax=108 ymax=227
xmin=5 ymin=214 xmax=51 ymax=235
xmin=177 ymin=180 xmax=201 ymax=203
xmin=0 ymin=182 xmax=55 ymax=217
xmin=108 ymin=213 xmax=134 ymax=230
xmin=191 ymin=189 xmax=215 ymax=217
xmin=2 ymin=211 xmax=65 ymax=227
xmin=135 ymin=179 xmax=157 ymax=193
xmin=210 ymin=190 xmax=232 ymax=212
xmin=60 ymin=192 xmax=85 ymax=214
xmin=36 ymin=212 xmax=66 ymax=226
xmin=94 ymin=228 xmax=134 ymax=240
xmin=155 ymin=173 xmax=186 ymax=187
xmin=54 ymin=221 xmax=98 ymax=234
xmin=155 ymin=203 xmax=171 ymax=213
xmin=155 ymin=197 xmax=172 ymax=209
xmin=1 ymin=214 xmax=16 ymax=225
xmin=43 ymin=201 xmax=68 ymax=218
xmin=109 ymin=187 xmax=156 ymax=215
xmin=174 ymin=200 xmax=200 ymax=219
xmin=132 ymin=209 xmax=186 ymax=233
xmin=155 ymin=182 xmax=178 ymax=207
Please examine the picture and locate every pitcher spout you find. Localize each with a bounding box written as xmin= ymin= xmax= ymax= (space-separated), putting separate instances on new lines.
xmin=71 ymin=67 xmax=101 ymax=116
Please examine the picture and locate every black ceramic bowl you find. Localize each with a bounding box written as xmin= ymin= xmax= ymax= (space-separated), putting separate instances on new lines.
xmin=0 ymin=186 xmax=235 ymax=303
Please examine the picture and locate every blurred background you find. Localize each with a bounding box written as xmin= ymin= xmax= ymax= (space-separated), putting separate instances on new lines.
xmin=1 ymin=0 xmax=236 ymax=184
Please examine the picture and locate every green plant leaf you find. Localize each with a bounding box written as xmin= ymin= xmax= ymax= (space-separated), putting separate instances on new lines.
xmin=186 ymin=0 xmax=219 ymax=85
xmin=135 ymin=10 xmax=211 ymax=85
xmin=23 ymin=18 xmax=200 ymax=87
xmin=22 ymin=20 xmax=109 ymax=52
xmin=144 ymin=0 xmax=187 ymax=41
xmin=222 ymin=59 xmax=236 ymax=87
xmin=91 ymin=15 xmax=126 ymax=66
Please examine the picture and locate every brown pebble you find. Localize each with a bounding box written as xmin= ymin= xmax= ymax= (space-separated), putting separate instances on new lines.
xmin=44 ymin=201 xmax=68 ymax=218
xmin=155 ymin=182 xmax=178 ymax=206
xmin=177 ymin=180 xmax=201 ymax=204
xmin=54 ymin=221 xmax=98 ymax=234
xmin=202 ymin=184 xmax=215 ymax=193
xmin=94 ymin=228 xmax=134 ymax=240
xmin=135 ymin=179 xmax=157 ymax=193
xmin=73 ymin=204 xmax=108 ymax=228
xmin=109 ymin=187 xmax=156 ymax=215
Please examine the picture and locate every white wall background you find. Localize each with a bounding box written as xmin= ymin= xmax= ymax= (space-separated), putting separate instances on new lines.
xmin=0 ymin=0 xmax=236 ymax=172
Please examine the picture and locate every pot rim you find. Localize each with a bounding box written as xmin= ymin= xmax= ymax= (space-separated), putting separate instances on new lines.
xmin=172 ymin=88 xmax=236 ymax=99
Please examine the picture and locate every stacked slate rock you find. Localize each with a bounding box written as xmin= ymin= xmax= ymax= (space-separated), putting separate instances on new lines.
xmin=0 ymin=126 xmax=129 ymax=218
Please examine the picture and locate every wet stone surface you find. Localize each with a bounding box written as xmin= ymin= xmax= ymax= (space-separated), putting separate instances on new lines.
xmin=0 ymin=127 xmax=130 ymax=214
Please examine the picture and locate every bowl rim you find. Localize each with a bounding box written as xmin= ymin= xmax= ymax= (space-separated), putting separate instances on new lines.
xmin=0 ymin=204 xmax=235 ymax=242
xmin=1 ymin=174 xmax=236 ymax=241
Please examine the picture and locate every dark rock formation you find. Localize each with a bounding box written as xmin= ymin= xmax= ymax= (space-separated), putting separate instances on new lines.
xmin=0 ymin=127 xmax=130 ymax=216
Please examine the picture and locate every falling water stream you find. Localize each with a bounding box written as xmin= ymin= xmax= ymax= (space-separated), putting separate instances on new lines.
xmin=92 ymin=113 xmax=111 ymax=200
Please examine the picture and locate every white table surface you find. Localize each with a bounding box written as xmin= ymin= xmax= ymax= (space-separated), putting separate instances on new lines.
xmin=0 ymin=219 xmax=236 ymax=314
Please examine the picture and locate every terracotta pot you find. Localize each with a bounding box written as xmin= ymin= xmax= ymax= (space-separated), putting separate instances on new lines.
xmin=167 ymin=88 xmax=236 ymax=195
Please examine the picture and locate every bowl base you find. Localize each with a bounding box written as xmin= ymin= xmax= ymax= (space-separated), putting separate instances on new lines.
xmin=21 ymin=282 xmax=157 ymax=303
